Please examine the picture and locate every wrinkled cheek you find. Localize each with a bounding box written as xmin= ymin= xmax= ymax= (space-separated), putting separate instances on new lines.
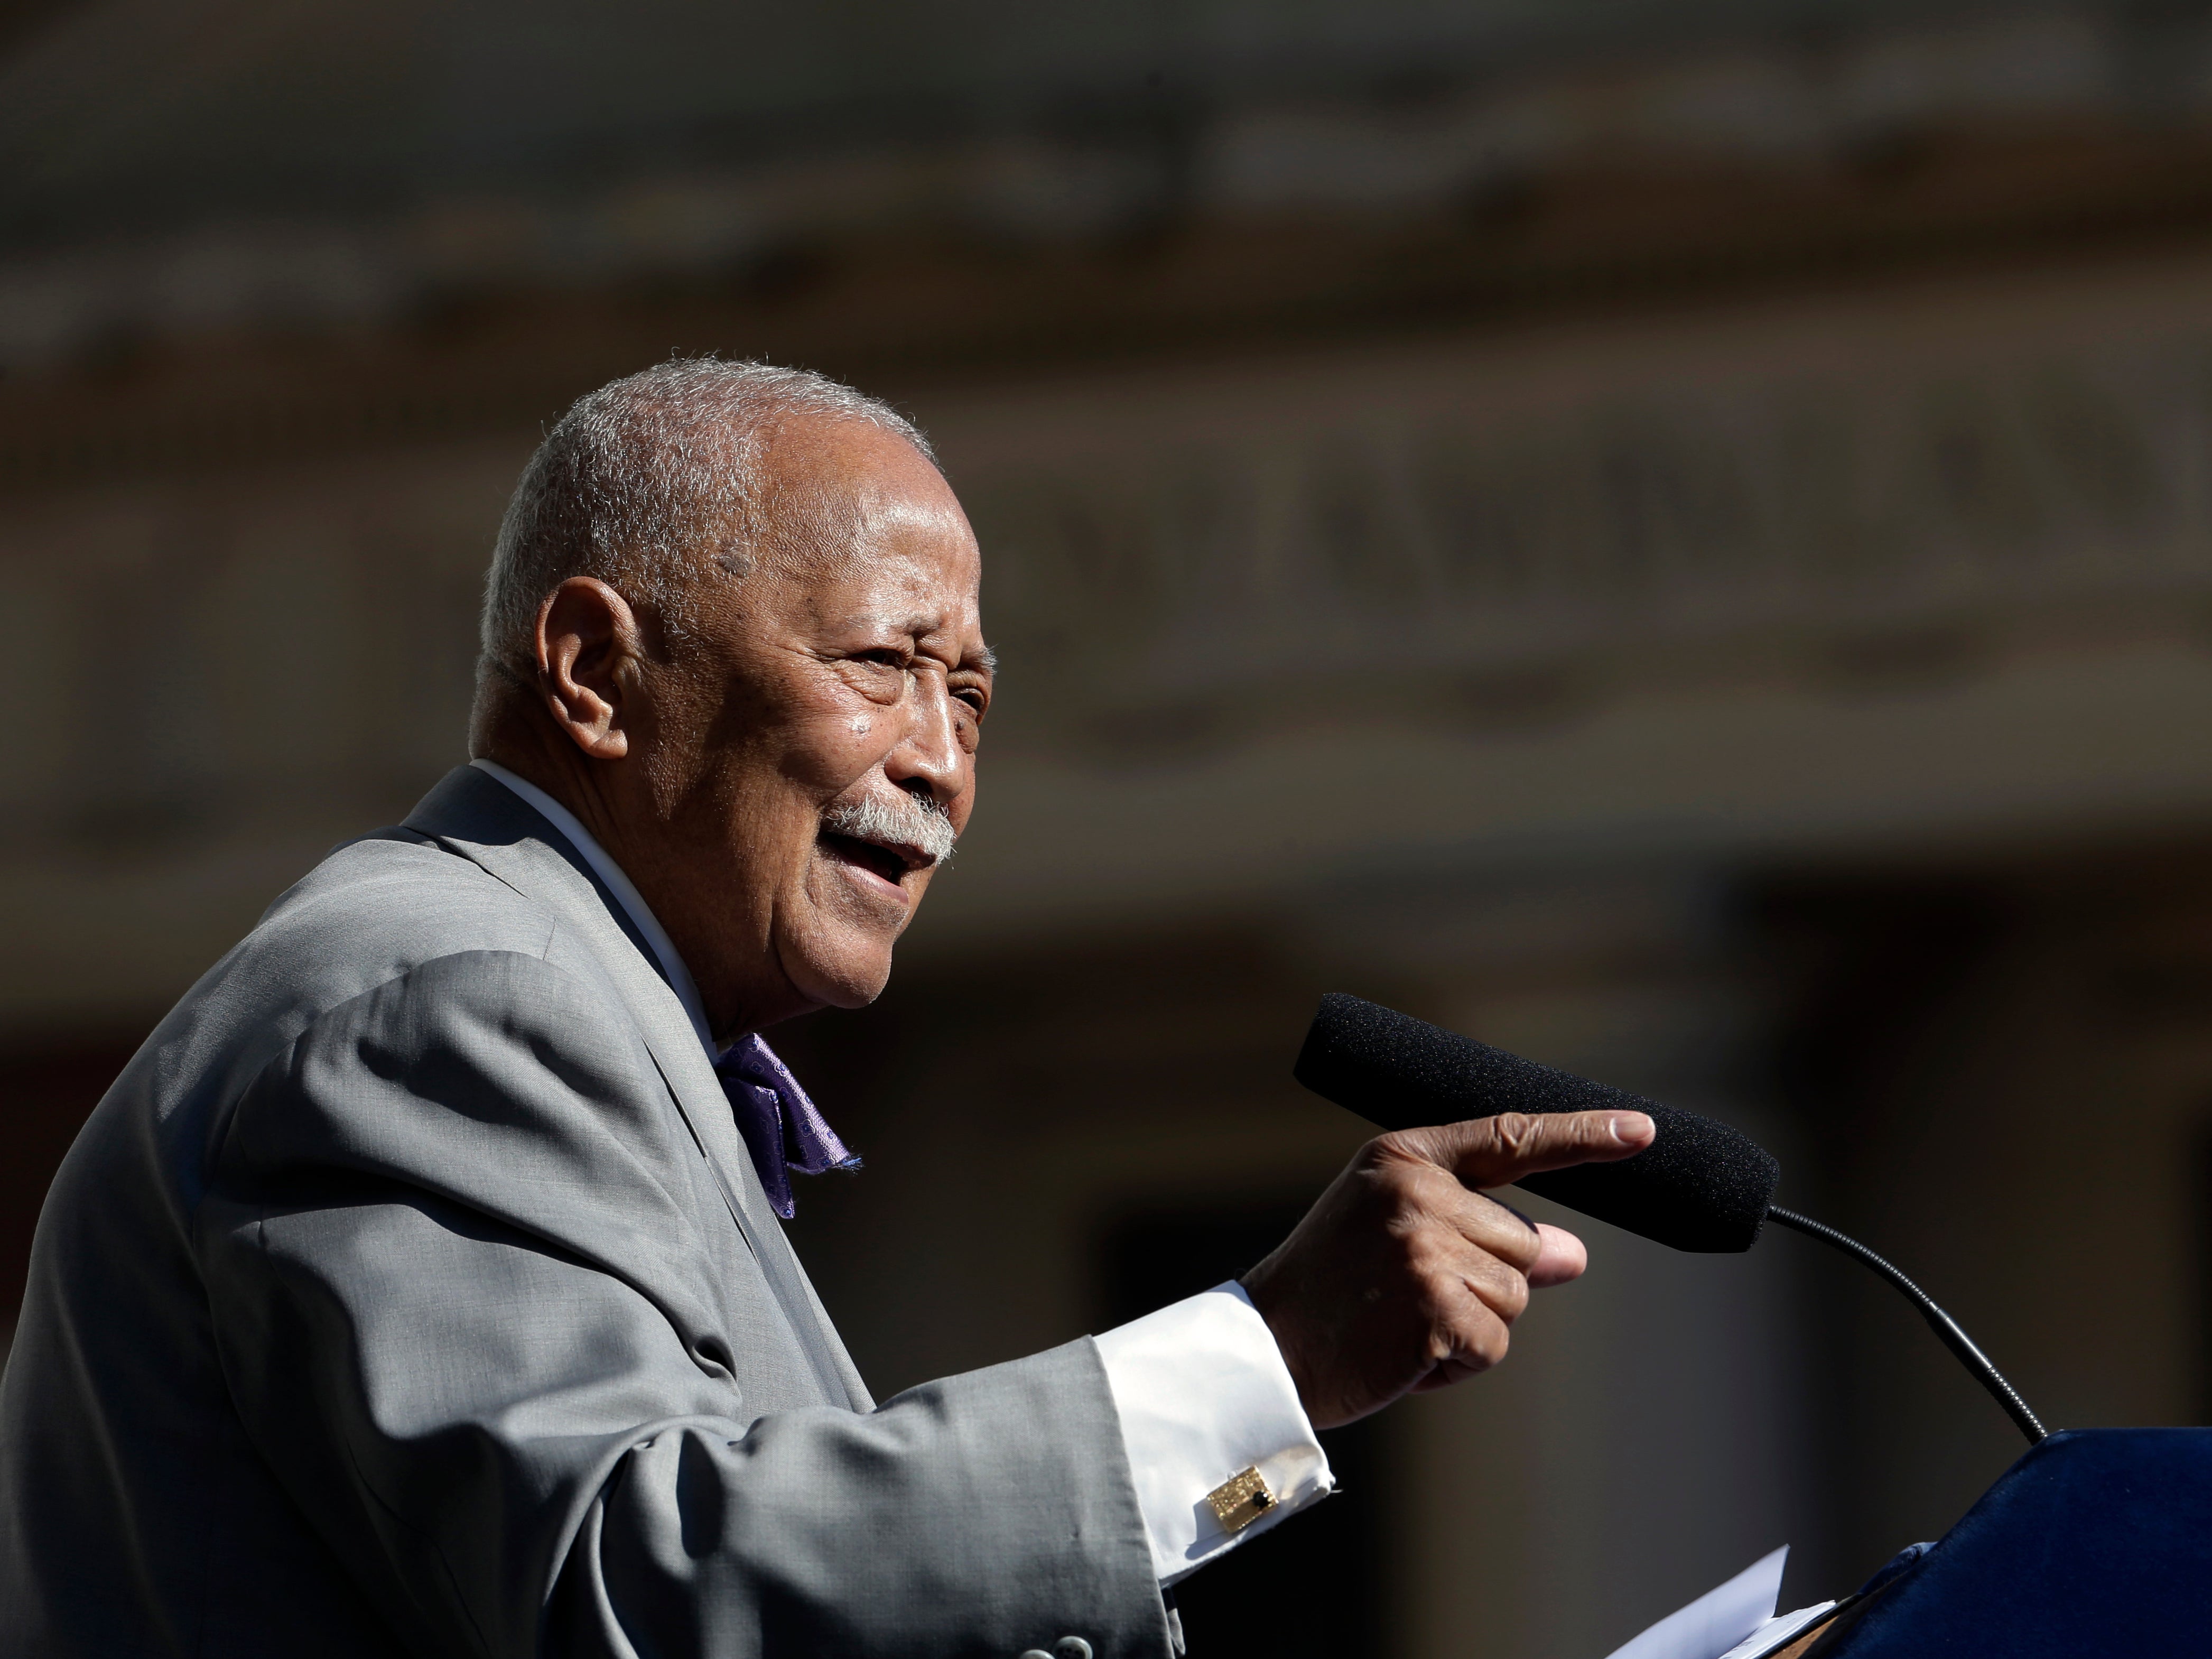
xmin=786 ymin=711 xmax=898 ymax=791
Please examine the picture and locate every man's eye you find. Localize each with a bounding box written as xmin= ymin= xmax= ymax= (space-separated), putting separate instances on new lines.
xmin=853 ymin=650 xmax=906 ymax=670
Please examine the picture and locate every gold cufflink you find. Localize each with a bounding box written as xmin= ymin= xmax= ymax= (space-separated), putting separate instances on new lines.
xmin=1205 ymin=1466 xmax=1277 ymax=1534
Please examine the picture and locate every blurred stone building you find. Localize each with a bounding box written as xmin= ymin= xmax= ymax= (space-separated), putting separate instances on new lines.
xmin=6 ymin=2 xmax=2212 ymax=1655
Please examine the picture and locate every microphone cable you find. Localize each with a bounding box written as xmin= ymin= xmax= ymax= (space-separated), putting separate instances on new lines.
xmin=1767 ymin=1206 xmax=2047 ymax=1446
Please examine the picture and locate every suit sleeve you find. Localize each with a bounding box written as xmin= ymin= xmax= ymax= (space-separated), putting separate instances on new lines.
xmin=195 ymin=949 xmax=1167 ymax=1659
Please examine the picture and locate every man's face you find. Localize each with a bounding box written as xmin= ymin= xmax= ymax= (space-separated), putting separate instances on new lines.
xmin=636 ymin=418 xmax=991 ymax=1035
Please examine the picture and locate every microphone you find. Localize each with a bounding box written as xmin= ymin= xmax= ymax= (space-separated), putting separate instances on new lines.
xmin=1294 ymin=991 xmax=1778 ymax=1253
xmin=1294 ymin=991 xmax=2049 ymax=1444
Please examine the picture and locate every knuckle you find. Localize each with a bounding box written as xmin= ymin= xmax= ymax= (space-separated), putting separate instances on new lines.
xmin=1482 ymin=1202 xmax=1544 ymax=1269
xmin=1490 ymin=1112 xmax=1540 ymax=1159
xmin=1368 ymin=1130 xmax=1423 ymax=1165
xmin=1451 ymin=1311 xmax=1510 ymax=1371
xmin=1379 ymin=1165 xmax=1450 ymax=1229
xmin=1492 ymin=1267 xmax=1531 ymax=1323
xmin=1453 ymin=1251 xmax=1528 ymax=1319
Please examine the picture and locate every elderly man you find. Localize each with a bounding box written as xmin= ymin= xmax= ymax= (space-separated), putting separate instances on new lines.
xmin=0 ymin=362 xmax=1651 ymax=1658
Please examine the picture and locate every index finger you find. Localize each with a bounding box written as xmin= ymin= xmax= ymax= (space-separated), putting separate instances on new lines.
xmin=1389 ymin=1110 xmax=1654 ymax=1190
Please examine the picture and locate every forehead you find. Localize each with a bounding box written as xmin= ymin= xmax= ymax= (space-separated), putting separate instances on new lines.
xmin=751 ymin=417 xmax=983 ymax=637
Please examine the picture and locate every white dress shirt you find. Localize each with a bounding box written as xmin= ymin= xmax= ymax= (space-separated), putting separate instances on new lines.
xmin=469 ymin=759 xmax=1333 ymax=1583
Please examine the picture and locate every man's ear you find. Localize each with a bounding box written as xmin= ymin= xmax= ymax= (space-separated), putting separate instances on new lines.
xmin=536 ymin=577 xmax=639 ymax=760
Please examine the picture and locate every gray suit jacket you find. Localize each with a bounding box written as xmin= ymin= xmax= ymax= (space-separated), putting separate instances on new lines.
xmin=0 ymin=766 xmax=1166 ymax=1659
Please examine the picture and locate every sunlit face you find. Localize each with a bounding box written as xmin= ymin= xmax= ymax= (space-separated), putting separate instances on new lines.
xmin=639 ymin=418 xmax=992 ymax=1031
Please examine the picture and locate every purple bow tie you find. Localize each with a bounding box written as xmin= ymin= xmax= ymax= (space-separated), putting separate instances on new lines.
xmin=714 ymin=1034 xmax=860 ymax=1219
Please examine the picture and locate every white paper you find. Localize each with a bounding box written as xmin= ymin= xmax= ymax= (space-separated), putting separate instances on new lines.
xmin=1602 ymin=1546 xmax=1788 ymax=1659
xmin=1717 ymin=1600 xmax=1839 ymax=1659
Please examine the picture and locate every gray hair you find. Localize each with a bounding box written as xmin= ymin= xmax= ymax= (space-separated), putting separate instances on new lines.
xmin=477 ymin=358 xmax=934 ymax=682
xmin=823 ymin=784 xmax=958 ymax=868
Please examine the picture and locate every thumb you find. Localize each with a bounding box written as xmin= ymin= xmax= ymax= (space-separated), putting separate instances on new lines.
xmin=1391 ymin=1109 xmax=1655 ymax=1190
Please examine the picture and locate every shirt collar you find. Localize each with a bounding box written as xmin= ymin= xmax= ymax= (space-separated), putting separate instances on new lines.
xmin=469 ymin=758 xmax=721 ymax=1062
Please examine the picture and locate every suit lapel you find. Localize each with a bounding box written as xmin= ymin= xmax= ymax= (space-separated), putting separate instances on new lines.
xmin=397 ymin=765 xmax=870 ymax=1412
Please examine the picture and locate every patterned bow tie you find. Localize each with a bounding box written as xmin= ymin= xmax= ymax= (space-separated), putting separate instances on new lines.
xmin=714 ymin=1034 xmax=861 ymax=1220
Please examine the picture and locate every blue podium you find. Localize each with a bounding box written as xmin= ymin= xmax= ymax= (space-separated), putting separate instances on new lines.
xmin=1813 ymin=1428 xmax=2212 ymax=1655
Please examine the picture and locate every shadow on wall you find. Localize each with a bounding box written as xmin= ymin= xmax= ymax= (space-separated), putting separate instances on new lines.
xmin=1 ymin=1030 xmax=151 ymax=1342
xmin=1099 ymin=1198 xmax=1385 ymax=1659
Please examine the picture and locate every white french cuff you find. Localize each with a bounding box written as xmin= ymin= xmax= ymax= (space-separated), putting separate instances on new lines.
xmin=1092 ymin=1281 xmax=1335 ymax=1586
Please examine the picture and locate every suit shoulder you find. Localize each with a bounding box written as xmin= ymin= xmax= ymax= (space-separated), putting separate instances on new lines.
xmin=58 ymin=830 xmax=646 ymax=1218
xmin=254 ymin=832 xmax=555 ymax=975
xmin=164 ymin=834 xmax=565 ymax=1079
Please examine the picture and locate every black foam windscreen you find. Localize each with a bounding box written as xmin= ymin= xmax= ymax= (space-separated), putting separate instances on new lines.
xmin=1294 ymin=993 xmax=1778 ymax=1253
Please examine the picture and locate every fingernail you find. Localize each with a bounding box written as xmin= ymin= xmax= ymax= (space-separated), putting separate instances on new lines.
xmin=1611 ymin=1114 xmax=1650 ymax=1144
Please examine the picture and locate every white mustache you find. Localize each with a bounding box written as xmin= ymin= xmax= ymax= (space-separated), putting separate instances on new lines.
xmin=820 ymin=789 xmax=957 ymax=869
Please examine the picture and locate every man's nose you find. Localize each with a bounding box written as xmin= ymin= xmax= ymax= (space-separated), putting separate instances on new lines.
xmin=885 ymin=674 xmax=963 ymax=804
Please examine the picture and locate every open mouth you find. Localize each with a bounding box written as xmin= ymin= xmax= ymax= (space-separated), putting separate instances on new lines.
xmin=817 ymin=830 xmax=913 ymax=891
